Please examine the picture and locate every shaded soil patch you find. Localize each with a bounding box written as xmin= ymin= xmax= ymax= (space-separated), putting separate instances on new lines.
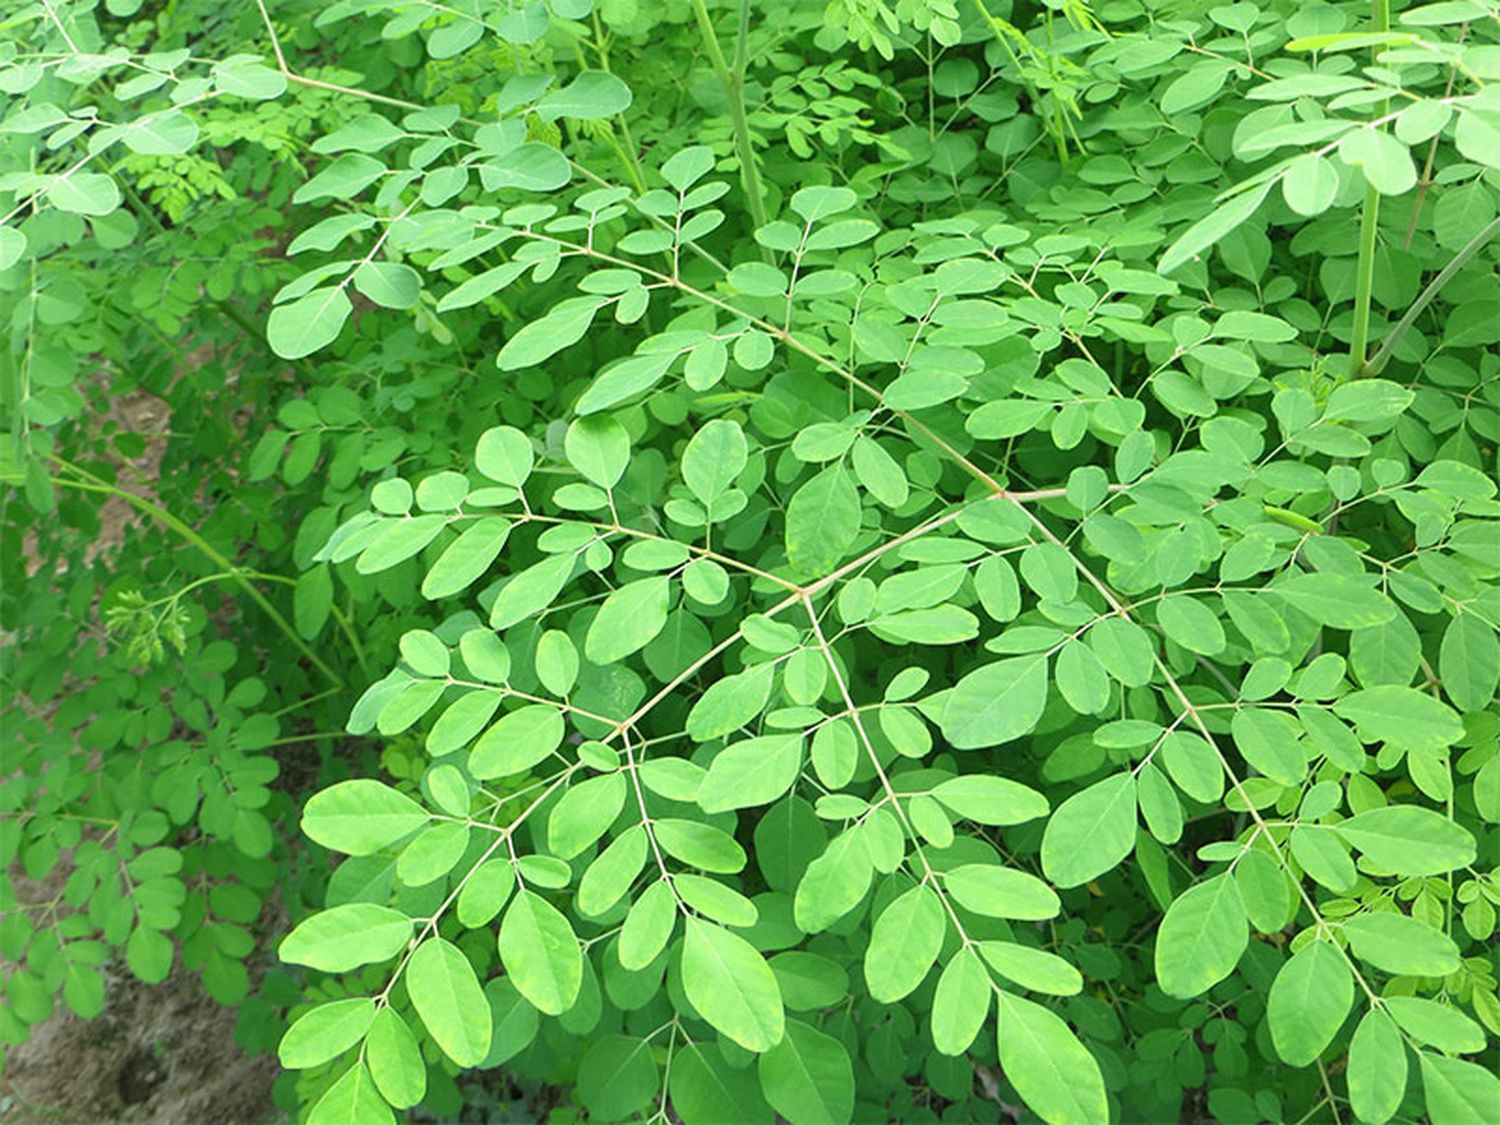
xmin=0 ymin=964 xmax=280 ymax=1124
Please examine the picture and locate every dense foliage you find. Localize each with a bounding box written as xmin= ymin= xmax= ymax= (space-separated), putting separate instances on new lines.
xmin=3 ymin=0 xmax=1499 ymax=1122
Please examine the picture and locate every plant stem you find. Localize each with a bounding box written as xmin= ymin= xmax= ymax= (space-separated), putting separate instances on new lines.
xmin=689 ymin=0 xmax=769 ymax=246
xmin=48 ymin=462 xmax=343 ymax=687
xmin=1364 ymin=212 xmax=1500 ymax=376
xmin=1349 ymin=0 xmax=1392 ymax=373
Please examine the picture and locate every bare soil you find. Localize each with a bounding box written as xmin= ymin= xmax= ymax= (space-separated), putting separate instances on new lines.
xmin=0 ymin=964 xmax=280 ymax=1125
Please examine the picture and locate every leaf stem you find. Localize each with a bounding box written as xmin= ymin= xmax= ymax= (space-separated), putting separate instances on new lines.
xmin=688 ymin=0 xmax=770 ymax=246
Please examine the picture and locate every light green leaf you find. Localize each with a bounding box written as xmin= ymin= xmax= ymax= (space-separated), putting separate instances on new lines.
xmin=547 ymin=773 xmax=628 ymax=860
xmin=423 ymin=517 xmax=512 ymax=600
xmin=585 ymin=577 xmax=670 ymax=664
xmin=537 ymin=70 xmax=632 ymax=120
xmin=1158 ymin=180 xmax=1273 ymax=274
xmin=1275 ymin=573 xmax=1398 ymax=629
xmin=682 ymin=918 xmax=784 ymax=1052
xmin=978 ymin=942 xmax=1083 ymax=996
xmin=1040 ymin=772 xmax=1137 ymax=888
xmin=307 ymin=1061 xmax=393 ymax=1125
xmin=1342 ymin=911 xmax=1461 ymax=976
xmin=1348 ymin=1009 xmax=1406 ymax=1125
xmin=931 ymin=775 xmax=1049 ymax=826
xmin=469 ymin=704 xmax=565 ymax=779
xmin=996 ymin=992 xmax=1108 ymax=1125
xmin=785 ymin=465 xmax=861 ymax=578
xmin=794 ymin=829 xmax=874 ymax=933
xmin=1155 ymin=874 xmax=1248 ymax=998
xmin=940 ymin=654 xmax=1048 ymax=749
xmin=943 ymin=863 xmax=1060 ymax=920
xmin=682 ymin=419 xmax=748 ymax=507
xmin=498 ymin=890 xmax=583 ymax=1016
xmin=407 ymin=938 xmax=492 ymax=1067
xmin=121 ymin=109 xmax=199 ymax=154
xmin=46 ymin=172 xmax=121 ymax=216
xmin=301 ymin=780 xmax=428 ymax=856
xmin=1267 ymin=940 xmax=1353 ymax=1066
xmin=687 ymin=662 xmax=775 ymax=742
xmin=1439 ymin=614 xmax=1499 ymax=712
xmin=931 ymin=947 xmax=990 ymax=1055
xmin=268 ymin=288 xmax=354 ymax=359
xmin=698 ymin=735 xmax=803 ymax=814
xmin=353 ymin=261 xmax=421 ymax=309
xmin=1335 ymin=806 xmax=1477 ymax=875
xmin=756 ymin=1019 xmax=854 ymax=1125
xmin=279 ymin=998 xmax=376 ymax=1069
xmin=1419 ymin=1053 xmax=1500 ymax=1125
xmin=279 ymin=903 xmax=412 ymax=972
xmin=498 ymin=297 xmax=602 ymax=370
xmin=365 ymin=1008 xmax=426 ymax=1109
xmin=577 ymin=1035 xmax=659 ymax=1121
xmin=865 ymin=885 xmax=945 ymax=1003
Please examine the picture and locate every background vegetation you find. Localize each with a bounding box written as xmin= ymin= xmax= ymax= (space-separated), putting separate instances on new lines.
xmin=2 ymin=0 xmax=1498 ymax=1121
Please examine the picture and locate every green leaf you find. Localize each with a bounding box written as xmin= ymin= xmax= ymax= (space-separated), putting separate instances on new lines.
xmin=682 ymin=419 xmax=748 ymax=507
xmin=698 ymin=735 xmax=803 ymax=813
xmin=672 ymin=1042 xmax=773 ymax=1125
xmin=121 ymin=110 xmax=199 ymax=154
xmin=497 ymin=890 xmax=583 ymax=1015
xmin=793 ymin=829 xmax=873 ymax=933
xmin=931 ymin=775 xmax=1049 ymax=826
xmin=353 ymin=262 xmax=421 ymax=309
xmin=977 ymin=942 xmax=1083 ymax=996
xmin=1282 ymin=152 xmax=1340 ymax=216
xmin=475 ymin=426 xmax=534 ymax=487
xmin=996 ymin=992 xmax=1109 ymax=1125
xmin=1386 ymin=997 xmax=1485 ymax=1053
xmin=585 ymin=577 xmax=670 ymax=664
xmin=407 ymin=938 xmax=492 ymax=1067
xmin=1275 ymin=573 xmax=1398 ymax=629
xmin=1342 ymin=911 xmax=1461 ymax=976
xmin=1157 ymin=595 xmax=1226 ymax=655
xmin=1040 ymin=772 xmax=1137 ymax=888
xmin=565 ymin=414 xmax=630 ymax=490
xmin=942 ymin=863 xmax=1060 ymax=920
xmin=307 ymin=1061 xmax=393 ymax=1125
xmin=498 ymin=297 xmax=602 ymax=369
xmin=279 ymin=998 xmax=376 ymax=1069
xmin=1419 ymin=1053 xmax=1500 ymax=1125
xmin=547 ymin=773 xmax=627 ymax=860
xmin=1154 ymin=874 xmax=1249 ymax=998
xmin=682 ymin=917 xmax=784 ymax=1052
xmin=0 ymin=226 xmax=27 ymax=269
xmin=865 ymin=884 xmax=945 ymax=1002
xmin=940 ymin=654 xmax=1048 ymax=749
xmin=302 ymin=780 xmax=428 ymax=856
xmin=757 ymin=1019 xmax=855 ymax=1125
xmin=469 ymin=704 xmax=565 ymax=779
xmin=279 ymin=903 xmax=412 ymax=972
xmin=46 ymin=172 xmax=121 ymax=216
xmin=1231 ymin=708 xmax=1307 ymax=787
xmin=686 ymin=662 xmax=774 ymax=742
xmin=1267 ymin=940 xmax=1353 ymax=1066
xmin=1158 ymin=181 xmax=1273 ymax=274
xmin=362 ymin=1008 xmax=425 ymax=1109
xmin=785 ymin=465 xmax=861 ymax=578
xmin=578 ymin=1035 xmax=659 ymax=1120
xmin=1347 ymin=1009 xmax=1406 ymax=1125
xmin=1335 ymin=806 xmax=1477 ymax=875
xmin=619 ymin=879 xmax=677 ymax=969
xmin=490 ymin=553 xmax=575 ymax=629
xmin=931 ymin=947 xmax=991 ymax=1055
xmin=1333 ymin=687 xmax=1465 ymax=753
xmin=268 ymin=288 xmax=354 ymax=359
xmin=1439 ymin=613 xmax=1499 ymax=712
xmin=537 ymin=71 xmax=632 ymax=120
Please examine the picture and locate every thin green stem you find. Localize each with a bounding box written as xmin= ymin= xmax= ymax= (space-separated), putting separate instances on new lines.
xmin=1349 ymin=0 xmax=1392 ymax=372
xmin=689 ymin=0 xmax=769 ymax=247
xmin=48 ymin=463 xmax=342 ymax=686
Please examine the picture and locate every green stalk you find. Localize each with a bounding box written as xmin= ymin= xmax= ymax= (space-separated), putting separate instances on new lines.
xmin=49 ymin=461 xmax=343 ymax=687
xmin=689 ymin=0 xmax=769 ymax=243
xmin=1364 ymin=213 xmax=1500 ymax=376
xmin=1348 ymin=0 xmax=1392 ymax=373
